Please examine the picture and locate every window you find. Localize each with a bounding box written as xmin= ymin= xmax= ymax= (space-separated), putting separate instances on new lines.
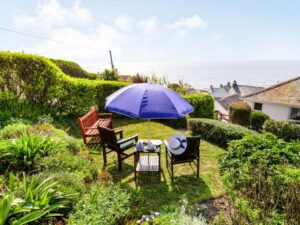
xmin=290 ymin=108 xmax=300 ymax=122
xmin=254 ymin=102 xmax=262 ymax=111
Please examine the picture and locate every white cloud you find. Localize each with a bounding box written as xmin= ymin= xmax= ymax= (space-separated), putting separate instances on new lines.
xmin=115 ymin=15 xmax=133 ymax=31
xmin=138 ymin=17 xmax=158 ymax=33
xmin=168 ymin=15 xmax=207 ymax=30
xmin=15 ymin=0 xmax=93 ymax=29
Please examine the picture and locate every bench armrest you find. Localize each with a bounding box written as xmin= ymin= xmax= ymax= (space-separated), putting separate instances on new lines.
xmin=115 ymin=130 xmax=123 ymax=139
xmin=98 ymin=113 xmax=112 ymax=118
xmin=118 ymin=134 xmax=139 ymax=145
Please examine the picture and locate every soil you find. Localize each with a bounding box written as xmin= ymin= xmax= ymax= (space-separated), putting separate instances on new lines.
xmin=195 ymin=196 xmax=232 ymax=223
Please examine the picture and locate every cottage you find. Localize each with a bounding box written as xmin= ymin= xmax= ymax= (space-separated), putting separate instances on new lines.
xmin=243 ymin=76 xmax=300 ymax=123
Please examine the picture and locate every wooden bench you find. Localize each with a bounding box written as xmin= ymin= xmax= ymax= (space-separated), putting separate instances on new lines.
xmin=78 ymin=106 xmax=112 ymax=145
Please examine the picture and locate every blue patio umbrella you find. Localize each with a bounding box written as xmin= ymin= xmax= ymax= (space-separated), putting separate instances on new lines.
xmin=105 ymin=83 xmax=194 ymax=143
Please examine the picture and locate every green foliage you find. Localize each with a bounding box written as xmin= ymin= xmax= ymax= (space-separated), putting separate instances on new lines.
xmin=229 ymin=102 xmax=251 ymax=127
xmin=184 ymin=93 xmax=214 ymax=119
xmin=36 ymin=150 xmax=98 ymax=182
xmin=220 ymin=134 xmax=300 ymax=224
xmin=50 ymin=58 xmax=99 ymax=79
xmin=0 ymin=133 xmax=61 ymax=170
xmin=0 ymin=51 xmax=128 ymax=117
xmin=250 ymin=111 xmax=269 ymax=132
xmin=263 ymin=119 xmax=300 ymax=141
xmin=188 ymin=118 xmax=257 ymax=148
xmin=0 ymin=122 xmax=30 ymax=139
xmin=0 ymin=173 xmax=74 ymax=225
xmin=68 ymin=185 xmax=132 ymax=225
xmin=100 ymin=68 xmax=119 ymax=81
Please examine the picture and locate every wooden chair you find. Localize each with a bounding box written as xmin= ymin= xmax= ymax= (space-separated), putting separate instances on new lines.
xmin=164 ymin=136 xmax=201 ymax=182
xmin=98 ymin=126 xmax=139 ymax=171
xmin=78 ymin=106 xmax=112 ymax=145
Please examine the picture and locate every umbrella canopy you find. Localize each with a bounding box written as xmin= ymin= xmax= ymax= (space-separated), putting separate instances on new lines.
xmin=105 ymin=83 xmax=193 ymax=119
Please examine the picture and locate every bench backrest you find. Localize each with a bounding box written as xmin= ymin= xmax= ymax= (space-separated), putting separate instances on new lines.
xmin=78 ymin=107 xmax=99 ymax=130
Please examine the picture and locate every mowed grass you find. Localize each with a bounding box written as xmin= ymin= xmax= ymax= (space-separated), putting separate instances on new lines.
xmin=86 ymin=119 xmax=225 ymax=212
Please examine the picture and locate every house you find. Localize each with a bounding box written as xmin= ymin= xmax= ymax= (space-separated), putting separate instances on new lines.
xmin=212 ymin=81 xmax=264 ymax=115
xmin=242 ymin=76 xmax=300 ymax=123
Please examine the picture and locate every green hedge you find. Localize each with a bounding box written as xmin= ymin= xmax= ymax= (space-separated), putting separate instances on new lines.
xmin=0 ymin=51 xmax=128 ymax=117
xmin=250 ymin=111 xmax=269 ymax=132
xmin=184 ymin=93 xmax=214 ymax=118
xmin=229 ymin=102 xmax=251 ymax=127
xmin=263 ymin=119 xmax=300 ymax=141
xmin=50 ymin=58 xmax=99 ymax=80
xmin=188 ymin=118 xmax=257 ymax=148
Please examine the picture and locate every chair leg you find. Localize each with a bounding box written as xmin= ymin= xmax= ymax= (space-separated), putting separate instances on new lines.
xmin=171 ymin=163 xmax=174 ymax=182
xmin=102 ymin=145 xmax=107 ymax=165
xmin=197 ymin=158 xmax=200 ymax=177
xmin=83 ymin=136 xmax=87 ymax=145
xmin=117 ymin=153 xmax=122 ymax=171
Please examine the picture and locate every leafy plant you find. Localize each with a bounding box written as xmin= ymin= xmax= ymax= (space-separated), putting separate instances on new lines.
xmin=0 ymin=122 xmax=30 ymax=139
xmin=263 ymin=119 xmax=300 ymax=141
xmin=68 ymin=185 xmax=131 ymax=225
xmin=0 ymin=133 xmax=61 ymax=170
xmin=220 ymin=134 xmax=300 ymax=224
xmin=250 ymin=111 xmax=269 ymax=132
xmin=0 ymin=173 xmax=75 ymax=225
xmin=100 ymin=68 xmax=119 ymax=81
xmin=129 ymin=73 xmax=148 ymax=83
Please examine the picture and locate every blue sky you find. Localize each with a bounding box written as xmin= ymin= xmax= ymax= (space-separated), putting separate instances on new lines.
xmin=1 ymin=0 xmax=300 ymax=68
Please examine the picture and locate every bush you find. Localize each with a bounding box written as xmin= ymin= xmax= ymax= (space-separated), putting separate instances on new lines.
xmin=263 ymin=119 xmax=300 ymax=141
xmin=68 ymin=185 xmax=132 ymax=225
xmin=0 ymin=133 xmax=62 ymax=170
xmin=0 ymin=122 xmax=30 ymax=139
xmin=0 ymin=173 xmax=75 ymax=224
xmin=37 ymin=150 xmax=98 ymax=182
xmin=250 ymin=111 xmax=269 ymax=132
xmin=100 ymin=68 xmax=119 ymax=81
xmin=50 ymin=58 xmax=98 ymax=79
xmin=229 ymin=102 xmax=251 ymax=127
xmin=188 ymin=118 xmax=257 ymax=148
xmin=0 ymin=51 xmax=128 ymax=117
xmin=184 ymin=93 xmax=214 ymax=119
xmin=220 ymin=134 xmax=300 ymax=224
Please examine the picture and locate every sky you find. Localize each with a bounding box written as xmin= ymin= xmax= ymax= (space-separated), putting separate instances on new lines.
xmin=1 ymin=0 xmax=300 ymax=70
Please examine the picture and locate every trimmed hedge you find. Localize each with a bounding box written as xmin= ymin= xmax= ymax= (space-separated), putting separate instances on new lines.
xmin=184 ymin=93 xmax=214 ymax=118
xmin=188 ymin=118 xmax=257 ymax=148
xmin=229 ymin=102 xmax=251 ymax=127
xmin=263 ymin=119 xmax=300 ymax=141
xmin=0 ymin=51 xmax=128 ymax=117
xmin=250 ymin=111 xmax=269 ymax=132
xmin=50 ymin=58 xmax=99 ymax=80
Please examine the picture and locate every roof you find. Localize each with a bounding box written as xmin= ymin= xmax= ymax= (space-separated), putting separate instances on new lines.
xmin=243 ymin=76 xmax=300 ymax=106
xmin=217 ymin=94 xmax=243 ymax=111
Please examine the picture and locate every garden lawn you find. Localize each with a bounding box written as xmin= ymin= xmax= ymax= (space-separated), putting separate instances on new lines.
xmin=86 ymin=119 xmax=225 ymax=213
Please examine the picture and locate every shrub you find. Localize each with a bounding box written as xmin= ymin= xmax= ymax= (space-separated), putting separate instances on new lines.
xmin=0 ymin=122 xmax=30 ymax=139
xmin=0 ymin=133 xmax=61 ymax=170
xmin=100 ymin=68 xmax=119 ymax=81
xmin=229 ymin=102 xmax=251 ymax=127
xmin=50 ymin=58 xmax=98 ymax=79
xmin=0 ymin=51 xmax=128 ymax=117
xmin=220 ymin=134 xmax=300 ymax=224
xmin=0 ymin=173 xmax=75 ymax=224
xmin=184 ymin=93 xmax=214 ymax=119
xmin=263 ymin=119 xmax=300 ymax=141
xmin=129 ymin=73 xmax=148 ymax=83
xmin=188 ymin=118 xmax=257 ymax=148
xmin=36 ymin=150 xmax=98 ymax=182
xmin=250 ymin=111 xmax=269 ymax=132
xmin=68 ymin=185 xmax=132 ymax=225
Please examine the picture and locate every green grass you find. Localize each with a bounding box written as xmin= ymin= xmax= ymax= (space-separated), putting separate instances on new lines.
xmin=85 ymin=119 xmax=225 ymax=213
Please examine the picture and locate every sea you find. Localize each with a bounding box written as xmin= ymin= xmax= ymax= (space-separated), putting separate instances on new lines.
xmin=116 ymin=60 xmax=300 ymax=89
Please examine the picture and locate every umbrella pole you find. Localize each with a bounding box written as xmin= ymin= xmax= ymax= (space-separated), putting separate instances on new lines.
xmin=147 ymin=119 xmax=150 ymax=165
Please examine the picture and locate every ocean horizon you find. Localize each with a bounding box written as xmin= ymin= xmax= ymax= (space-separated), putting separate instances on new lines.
xmin=114 ymin=60 xmax=300 ymax=89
